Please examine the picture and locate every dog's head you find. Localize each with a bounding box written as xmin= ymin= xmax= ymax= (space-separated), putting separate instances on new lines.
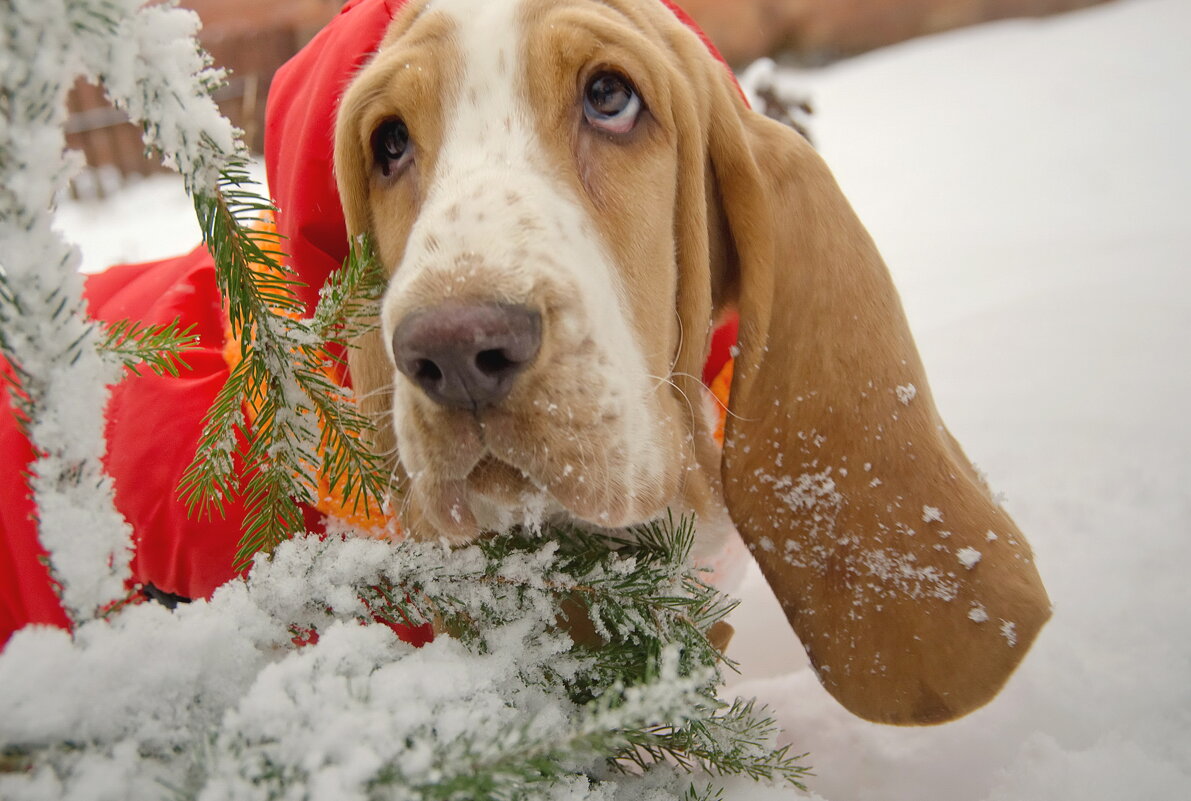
xmin=333 ymin=0 xmax=1050 ymax=725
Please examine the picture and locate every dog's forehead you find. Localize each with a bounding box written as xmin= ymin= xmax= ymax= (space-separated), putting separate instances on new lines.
xmin=409 ymin=0 xmax=535 ymax=195
xmin=384 ymin=0 xmax=639 ymax=307
xmin=425 ymin=0 xmax=521 ymax=48
xmin=425 ymin=0 xmax=524 ymax=121
xmin=417 ymin=0 xmax=640 ymax=74
xmin=420 ymin=0 xmax=530 ymax=79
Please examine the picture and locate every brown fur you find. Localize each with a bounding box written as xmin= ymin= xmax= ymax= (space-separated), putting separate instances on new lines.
xmin=333 ymin=0 xmax=1050 ymax=725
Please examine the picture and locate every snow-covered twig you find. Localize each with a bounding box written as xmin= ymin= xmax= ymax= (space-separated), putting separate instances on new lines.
xmin=0 ymin=0 xmax=168 ymax=620
xmin=2 ymin=0 xmax=284 ymax=618
xmin=0 ymin=521 xmax=807 ymax=800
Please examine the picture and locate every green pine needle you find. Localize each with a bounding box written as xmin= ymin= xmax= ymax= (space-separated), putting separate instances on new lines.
xmin=178 ymin=356 xmax=250 ymax=520
xmin=309 ymin=234 xmax=387 ymax=343
xmin=99 ymin=318 xmax=199 ymax=377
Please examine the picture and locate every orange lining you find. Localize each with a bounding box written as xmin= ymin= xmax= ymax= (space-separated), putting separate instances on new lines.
xmin=221 ymin=216 xmax=396 ymax=536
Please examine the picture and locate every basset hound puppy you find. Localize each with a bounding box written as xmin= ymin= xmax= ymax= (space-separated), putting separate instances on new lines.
xmin=331 ymin=0 xmax=1051 ymax=725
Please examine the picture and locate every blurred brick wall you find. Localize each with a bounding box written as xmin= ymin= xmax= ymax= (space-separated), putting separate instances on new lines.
xmin=678 ymin=0 xmax=1113 ymax=64
xmin=176 ymin=0 xmax=341 ymax=151
xmin=65 ymin=1 xmax=342 ymax=197
xmin=180 ymin=0 xmax=339 ymax=38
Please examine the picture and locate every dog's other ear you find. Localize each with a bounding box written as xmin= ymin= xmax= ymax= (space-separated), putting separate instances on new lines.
xmin=709 ymin=85 xmax=1051 ymax=725
xmin=334 ymin=67 xmax=398 ymax=464
xmin=333 ymin=73 xmax=377 ymax=254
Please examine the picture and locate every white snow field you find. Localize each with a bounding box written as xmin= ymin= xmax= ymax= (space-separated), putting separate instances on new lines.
xmin=51 ymin=0 xmax=1191 ymax=797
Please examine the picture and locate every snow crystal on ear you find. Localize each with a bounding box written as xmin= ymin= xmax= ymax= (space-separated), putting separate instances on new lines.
xmin=856 ymin=549 xmax=960 ymax=603
xmin=895 ymin=384 xmax=917 ymax=405
xmin=956 ymin=547 xmax=983 ymax=570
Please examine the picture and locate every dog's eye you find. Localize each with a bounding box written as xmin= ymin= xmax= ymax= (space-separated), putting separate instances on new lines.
xmin=583 ymin=72 xmax=642 ymax=135
xmin=371 ymin=118 xmax=411 ymax=177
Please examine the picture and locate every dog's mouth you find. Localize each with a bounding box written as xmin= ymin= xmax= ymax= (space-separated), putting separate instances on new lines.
xmin=465 ymin=455 xmax=565 ymax=527
xmin=401 ymin=402 xmax=664 ymax=543
xmin=405 ymin=449 xmax=564 ymax=543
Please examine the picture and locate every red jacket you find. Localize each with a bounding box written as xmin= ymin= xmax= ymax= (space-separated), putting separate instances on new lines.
xmin=0 ymin=0 xmax=738 ymax=648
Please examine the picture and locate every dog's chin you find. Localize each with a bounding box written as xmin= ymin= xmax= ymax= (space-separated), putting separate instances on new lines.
xmin=404 ymin=451 xmax=673 ymax=544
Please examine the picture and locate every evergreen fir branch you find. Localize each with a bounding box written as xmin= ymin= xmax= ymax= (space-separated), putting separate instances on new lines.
xmin=163 ymin=117 xmax=317 ymax=570
xmin=341 ymin=520 xmax=814 ymax=795
xmin=2 ymin=519 xmax=811 ymax=799
xmin=182 ymin=164 xmax=392 ymax=563
xmin=615 ymin=698 xmax=811 ymax=790
xmin=309 ymin=234 xmax=387 ymax=343
xmin=235 ymin=462 xmax=310 ymax=570
xmin=681 ymin=780 xmax=724 ymax=799
xmin=0 ymin=0 xmax=146 ymax=619
xmin=355 ymin=646 xmax=712 ymax=801
xmin=298 ymin=235 xmax=389 ymax=518
xmin=184 ymin=166 xmax=326 ymax=553
xmin=192 ymin=164 xmax=305 ymax=339
xmin=0 ymin=349 xmax=32 ymax=433
xmin=682 ymin=785 xmax=725 ymax=801
xmin=289 ymin=352 xmax=388 ymax=519
xmin=354 ymin=520 xmax=737 ymax=675
xmin=99 ymin=318 xmax=199 ymax=377
xmin=178 ymin=356 xmax=251 ymax=520
xmin=229 ymin=374 xmax=320 ymax=569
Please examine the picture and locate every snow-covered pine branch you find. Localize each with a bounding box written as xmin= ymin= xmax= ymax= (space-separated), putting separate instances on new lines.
xmin=0 ymin=521 xmax=808 ymax=800
xmin=72 ymin=0 xmax=240 ymax=194
xmin=1 ymin=0 xmax=382 ymax=617
xmin=178 ymin=208 xmax=391 ymax=568
xmin=0 ymin=0 xmax=233 ymax=621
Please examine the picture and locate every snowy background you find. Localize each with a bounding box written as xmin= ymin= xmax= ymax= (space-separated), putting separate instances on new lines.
xmin=53 ymin=0 xmax=1191 ymax=798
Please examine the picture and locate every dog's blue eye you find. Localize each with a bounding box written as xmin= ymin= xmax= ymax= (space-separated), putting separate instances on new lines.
xmin=372 ymin=118 xmax=410 ymax=177
xmin=583 ymin=73 xmax=642 ymax=135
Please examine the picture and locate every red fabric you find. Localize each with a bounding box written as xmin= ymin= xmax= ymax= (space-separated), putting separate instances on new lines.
xmin=703 ymin=314 xmax=739 ymax=386
xmin=1 ymin=0 xmax=737 ymax=650
xmin=0 ymin=362 xmax=71 ymax=640
xmin=265 ymin=0 xmax=402 ymax=315
xmin=88 ymin=248 xmax=253 ymax=600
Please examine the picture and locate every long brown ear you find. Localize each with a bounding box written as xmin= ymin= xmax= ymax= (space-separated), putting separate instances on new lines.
xmin=711 ymin=93 xmax=1051 ymax=725
xmin=334 ymin=70 xmax=399 ymax=465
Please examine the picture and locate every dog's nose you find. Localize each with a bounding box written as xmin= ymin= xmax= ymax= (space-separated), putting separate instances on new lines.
xmin=392 ymin=303 xmax=541 ymax=410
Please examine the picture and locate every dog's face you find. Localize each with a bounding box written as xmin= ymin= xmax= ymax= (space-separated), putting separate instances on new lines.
xmin=337 ymin=0 xmax=728 ymax=543
xmin=335 ymin=0 xmax=1051 ymax=726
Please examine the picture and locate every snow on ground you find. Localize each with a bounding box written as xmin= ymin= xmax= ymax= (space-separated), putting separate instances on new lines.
xmin=52 ymin=0 xmax=1191 ymax=797
xmin=56 ymin=175 xmax=198 ymax=273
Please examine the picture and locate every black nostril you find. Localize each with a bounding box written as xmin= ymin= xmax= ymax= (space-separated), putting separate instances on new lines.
xmin=414 ymin=358 xmax=443 ymax=382
xmin=475 ymin=348 xmax=516 ymax=376
xmin=392 ymin=303 xmax=541 ymax=410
